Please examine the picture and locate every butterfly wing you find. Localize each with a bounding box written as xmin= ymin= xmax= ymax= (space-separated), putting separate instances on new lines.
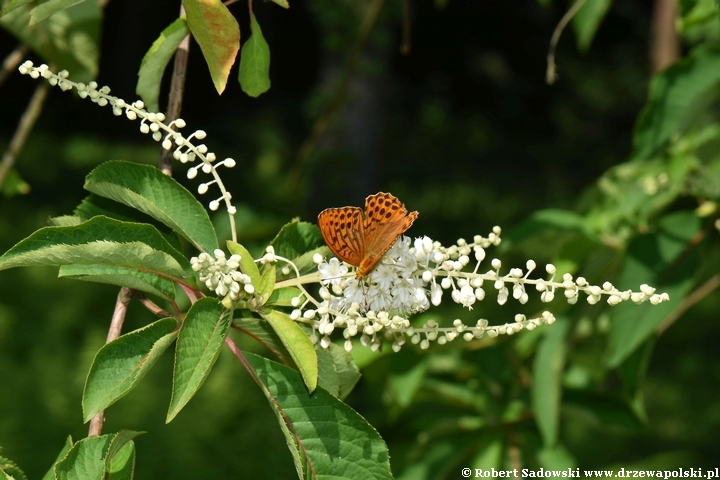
xmin=357 ymin=192 xmax=419 ymax=277
xmin=317 ymin=206 xmax=366 ymax=266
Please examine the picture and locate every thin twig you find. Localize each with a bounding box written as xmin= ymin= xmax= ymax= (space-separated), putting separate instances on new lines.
xmin=400 ymin=0 xmax=412 ymax=55
xmin=0 ymin=80 xmax=50 ymax=190
xmin=159 ymin=5 xmax=190 ymax=176
xmin=655 ymin=274 xmax=720 ymax=336
xmin=0 ymin=43 xmax=29 ymax=87
xmin=134 ymin=292 xmax=173 ymax=318
xmin=288 ymin=0 xmax=387 ymax=192
xmin=546 ymin=0 xmax=587 ymax=85
xmin=88 ymin=287 xmax=133 ymax=437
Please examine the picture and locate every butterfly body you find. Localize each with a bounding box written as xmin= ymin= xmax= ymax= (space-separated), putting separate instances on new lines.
xmin=318 ymin=192 xmax=418 ymax=278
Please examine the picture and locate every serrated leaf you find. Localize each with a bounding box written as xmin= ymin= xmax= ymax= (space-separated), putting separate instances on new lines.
xmin=83 ymin=318 xmax=178 ymax=421
xmin=317 ymin=343 xmax=361 ymax=400
xmin=168 ymin=298 xmax=231 ymax=422
xmin=85 ymin=161 xmax=218 ymax=253
xmin=105 ymin=441 xmax=134 ymax=480
xmin=606 ymin=212 xmax=699 ymax=367
xmin=239 ymin=12 xmax=271 ymax=97
xmin=243 ymin=352 xmax=392 ymax=479
xmin=227 ymin=240 xmax=261 ymax=285
xmin=633 ymin=45 xmax=720 ymax=161
xmin=136 ymin=18 xmax=189 ymax=112
xmin=234 ymin=316 xmax=294 ymax=364
xmin=0 ymin=454 xmax=27 ymax=480
xmin=532 ymin=316 xmax=571 ymax=447
xmin=0 ymin=0 xmax=100 ymax=82
xmin=54 ymin=431 xmax=143 ymax=480
xmin=60 ymin=264 xmax=177 ymax=300
xmin=261 ymin=309 xmax=317 ymax=392
xmin=104 ymin=430 xmax=143 ymax=474
xmin=0 ymin=216 xmax=194 ymax=283
xmin=42 ymin=436 xmax=73 ymax=480
xmin=30 ymin=0 xmax=86 ymax=25
xmin=570 ymin=0 xmax=613 ymax=52
xmin=182 ymin=0 xmax=239 ymax=94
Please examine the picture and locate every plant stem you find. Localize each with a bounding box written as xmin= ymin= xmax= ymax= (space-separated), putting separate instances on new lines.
xmin=87 ymin=287 xmax=132 ymax=436
xmin=0 ymin=80 xmax=49 ymax=190
xmin=159 ymin=5 xmax=191 ymax=176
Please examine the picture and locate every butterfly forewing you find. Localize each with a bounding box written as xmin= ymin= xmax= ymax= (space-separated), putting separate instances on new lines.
xmin=317 ymin=207 xmax=366 ymax=266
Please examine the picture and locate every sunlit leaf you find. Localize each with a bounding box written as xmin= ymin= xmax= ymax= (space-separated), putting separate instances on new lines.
xmin=182 ymin=0 xmax=239 ymax=94
xmin=85 ymin=160 xmax=218 ymax=253
xmin=168 ymin=298 xmax=231 ymax=422
xmin=83 ymin=318 xmax=179 ymax=422
xmin=261 ymin=309 xmax=318 ymax=392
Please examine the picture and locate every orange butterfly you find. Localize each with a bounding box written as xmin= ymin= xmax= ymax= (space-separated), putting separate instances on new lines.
xmin=318 ymin=192 xmax=419 ymax=279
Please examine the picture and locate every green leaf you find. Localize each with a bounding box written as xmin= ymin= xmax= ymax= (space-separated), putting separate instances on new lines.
xmin=83 ymin=318 xmax=178 ymax=422
xmin=563 ymin=389 xmax=645 ymax=430
xmin=538 ymin=443 xmax=577 ymax=469
xmin=266 ymin=287 xmax=302 ymax=307
xmin=570 ymin=0 xmax=613 ymax=52
xmin=0 ymin=0 xmax=100 ymax=82
xmin=0 ymin=216 xmax=194 ymax=283
xmin=0 ymin=167 xmax=31 ymax=197
xmin=316 ymin=343 xmax=361 ymax=400
xmin=136 ymin=18 xmax=189 ymax=112
xmin=85 ymin=161 xmax=218 ymax=253
xmin=532 ymin=316 xmax=571 ymax=447
xmin=0 ymin=452 xmax=27 ymax=480
xmin=42 ymin=436 xmax=73 ymax=480
xmin=270 ymin=220 xmax=325 ymax=260
xmin=605 ymin=212 xmax=699 ymax=367
xmin=30 ymin=0 xmax=86 ymax=26
xmin=239 ymin=12 xmax=271 ymax=97
xmin=243 ymin=352 xmax=393 ymax=479
xmin=234 ymin=315 xmax=294 ymax=365
xmin=168 ymin=298 xmax=231 ymax=422
xmin=633 ymin=45 xmax=720 ymax=161
xmin=270 ymin=220 xmax=329 ymax=279
xmin=105 ymin=441 xmax=134 ymax=480
xmin=104 ymin=430 xmax=142 ymax=474
xmin=182 ymin=0 xmax=239 ymax=94
xmin=54 ymin=431 xmax=143 ymax=480
xmin=261 ymin=309 xmax=318 ymax=392
xmin=256 ymin=265 xmax=276 ymax=304
xmin=59 ymin=264 xmax=177 ymax=300
xmin=227 ymin=240 xmax=261 ymax=285
xmin=269 ymin=0 xmax=289 ymax=8
xmin=0 ymin=0 xmax=34 ymax=17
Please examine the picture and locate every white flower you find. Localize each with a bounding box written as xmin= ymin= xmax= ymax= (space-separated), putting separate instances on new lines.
xmin=319 ymin=257 xmax=348 ymax=285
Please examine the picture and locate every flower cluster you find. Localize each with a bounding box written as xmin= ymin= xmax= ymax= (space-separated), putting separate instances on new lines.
xmin=190 ymin=250 xmax=254 ymax=300
xmin=289 ymin=227 xmax=669 ymax=352
xmin=17 ymin=62 xmax=239 ymax=239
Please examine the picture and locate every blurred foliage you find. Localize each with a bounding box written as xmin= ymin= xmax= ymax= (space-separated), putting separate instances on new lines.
xmin=1 ymin=0 xmax=720 ymax=478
